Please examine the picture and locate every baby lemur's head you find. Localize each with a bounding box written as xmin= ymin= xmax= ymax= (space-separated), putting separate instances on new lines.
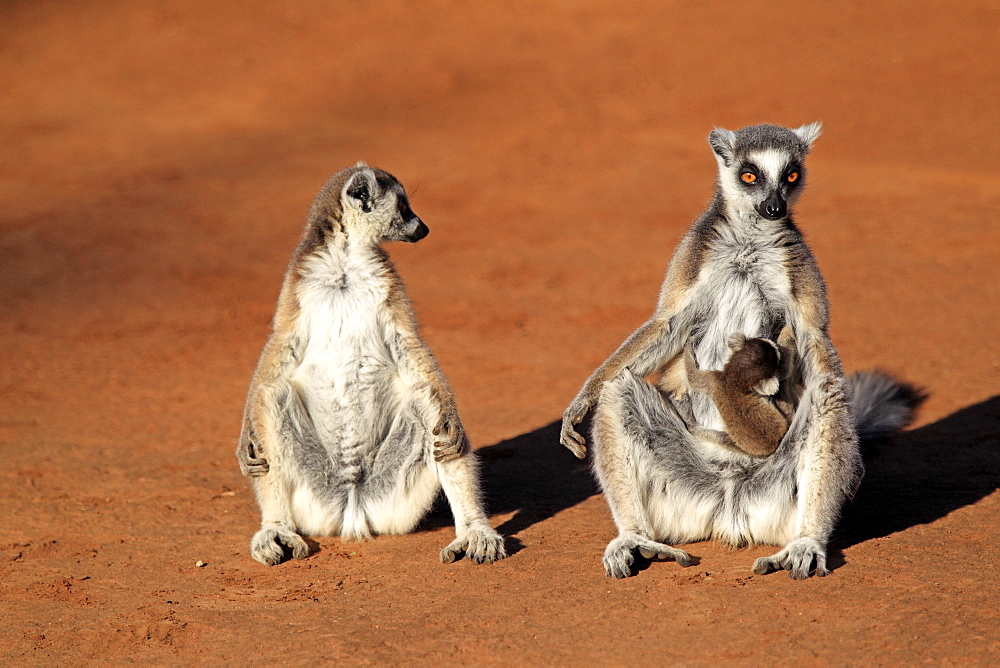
xmin=723 ymin=332 xmax=782 ymax=396
xmin=708 ymin=123 xmax=821 ymax=223
xmin=310 ymin=163 xmax=428 ymax=244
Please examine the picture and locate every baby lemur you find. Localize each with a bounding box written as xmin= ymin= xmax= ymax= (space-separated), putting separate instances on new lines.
xmin=561 ymin=123 xmax=922 ymax=579
xmin=681 ymin=331 xmax=795 ymax=458
xmin=237 ymin=163 xmax=505 ymax=566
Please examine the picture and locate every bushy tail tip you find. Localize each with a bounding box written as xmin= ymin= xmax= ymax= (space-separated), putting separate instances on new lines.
xmin=846 ymin=370 xmax=926 ymax=441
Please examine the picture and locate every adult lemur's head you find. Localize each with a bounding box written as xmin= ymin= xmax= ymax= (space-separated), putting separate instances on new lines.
xmin=708 ymin=123 xmax=821 ymax=223
xmin=342 ymin=163 xmax=428 ymax=243
xmin=308 ymin=162 xmax=428 ymax=245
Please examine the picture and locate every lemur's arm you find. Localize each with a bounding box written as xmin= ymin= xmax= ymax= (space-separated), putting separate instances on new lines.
xmin=238 ymin=392 xmax=272 ymax=477
xmin=560 ymin=234 xmax=705 ymax=458
xmin=682 ymin=346 xmax=716 ymax=394
xmin=761 ymin=324 xmax=798 ymax=422
xmin=561 ymin=318 xmax=678 ymax=456
xmin=238 ymin=371 xmax=293 ymax=478
xmin=776 ymin=325 xmax=798 ymax=378
xmin=384 ymin=281 xmax=468 ymax=463
xmin=237 ymin=274 xmax=302 ymax=477
xmin=782 ymin=254 xmax=844 ymax=384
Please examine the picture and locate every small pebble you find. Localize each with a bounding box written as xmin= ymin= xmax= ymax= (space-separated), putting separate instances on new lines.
xmin=196 ymin=560 xmax=206 ymax=567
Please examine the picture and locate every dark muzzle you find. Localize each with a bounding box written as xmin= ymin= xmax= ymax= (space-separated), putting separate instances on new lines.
xmin=404 ymin=218 xmax=429 ymax=242
xmin=756 ymin=192 xmax=787 ymax=221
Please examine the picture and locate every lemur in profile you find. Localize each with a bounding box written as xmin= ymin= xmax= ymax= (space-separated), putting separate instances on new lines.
xmin=237 ymin=164 xmax=506 ymax=567
xmin=561 ymin=123 xmax=922 ymax=579
xmin=680 ymin=331 xmax=795 ymax=458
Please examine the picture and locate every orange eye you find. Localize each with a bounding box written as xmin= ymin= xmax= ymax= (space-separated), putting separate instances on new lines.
xmin=741 ymin=172 xmax=757 ymax=184
xmin=787 ymin=172 xmax=799 ymax=183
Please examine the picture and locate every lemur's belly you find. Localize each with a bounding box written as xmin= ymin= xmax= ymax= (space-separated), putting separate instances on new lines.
xmin=291 ymin=282 xmax=403 ymax=450
xmin=286 ymin=284 xmax=415 ymax=538
xmin=296 ymin=342 xmax=400 ymax=446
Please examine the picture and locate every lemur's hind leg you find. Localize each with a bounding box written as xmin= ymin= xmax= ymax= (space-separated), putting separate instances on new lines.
xmin=591 ymin=370 xmax=702 ymax=578
xmin=752 ymin=373 xmax=860 ymax=579
xmin=360 ymin=409 xmax=440 ymax=539
xmin=437 ymin=449 xmax=506 ymax=564
xmin=359 ymin=393 xmax=505 ymax=565
xmin=245 ymin=382 xmax=311 ymax=566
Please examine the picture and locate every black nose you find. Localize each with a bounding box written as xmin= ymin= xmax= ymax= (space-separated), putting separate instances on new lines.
xmin=757 ymin=193 xmax=787 ymax=221
xmin=405 ymin=218 xmax=429 ymax=243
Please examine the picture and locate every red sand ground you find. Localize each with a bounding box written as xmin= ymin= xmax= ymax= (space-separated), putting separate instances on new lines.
xmin=2 ymin=1 xmax=998 ymax=663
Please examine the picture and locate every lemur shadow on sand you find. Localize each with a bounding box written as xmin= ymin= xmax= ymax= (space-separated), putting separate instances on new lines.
xmin=421 ymin=420 xmax=597 ymax=555
xmin=836 ymin=394 xmax=1000 ymax=549
xmin=423 ymin=396 xmax=998 ymax=562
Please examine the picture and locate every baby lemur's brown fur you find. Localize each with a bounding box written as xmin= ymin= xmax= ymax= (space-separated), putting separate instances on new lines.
xmin=683 ymin=330 xmax=796 ymax=457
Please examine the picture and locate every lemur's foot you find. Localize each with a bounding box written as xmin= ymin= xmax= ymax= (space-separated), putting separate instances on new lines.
xmin=250 ymin=526 xmax=309 ymax=566
xmin=603 ymin=533 xmax=692 ymax=578
xmin=440 ymin=525 xmax=507 ymax=564
xmin=753 ymin=537 xmax=829 ymax=579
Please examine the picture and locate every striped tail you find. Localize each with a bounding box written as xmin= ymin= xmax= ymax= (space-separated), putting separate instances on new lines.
xmin=846 ymin=370 xmax=926 ymax=441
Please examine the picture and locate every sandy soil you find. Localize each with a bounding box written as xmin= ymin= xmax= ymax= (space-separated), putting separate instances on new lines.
xmin=2 ymin=1 xmax=998 ymax=663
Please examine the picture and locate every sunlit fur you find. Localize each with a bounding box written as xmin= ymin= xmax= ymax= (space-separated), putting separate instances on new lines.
xmin=562 ymin=123 xmax=920 ymax=579
xmin=238 ymin=164 xmax=505 ymax=566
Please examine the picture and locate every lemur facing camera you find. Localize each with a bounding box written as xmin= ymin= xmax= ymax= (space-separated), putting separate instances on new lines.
xmin=237 ymin=164 xmax=505 ymax=567
xmin=680 ymin=330 xmax=795 ymax=458
xmin=561 ymin=123 xmax=922 ymax=579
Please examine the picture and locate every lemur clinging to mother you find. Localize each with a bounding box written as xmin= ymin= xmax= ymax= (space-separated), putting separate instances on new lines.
xmin=238 ymin=164 xmax=506 ymax=567
xmin=680 ymin=329 xmax=796 ymax=458
xmin=561 ymin=123 xmax=922 ymax=579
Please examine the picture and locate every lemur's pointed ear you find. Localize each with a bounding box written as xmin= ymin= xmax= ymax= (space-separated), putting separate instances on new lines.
xmin=794 ymin=122 xmax=822 ymax=149
xmin=709 ymin=128 xmax=736 ymax=165
xmin=344 ymin=168 xmax=377 ymax=212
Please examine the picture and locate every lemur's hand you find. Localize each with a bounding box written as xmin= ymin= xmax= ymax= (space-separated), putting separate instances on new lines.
xmin=237 ymin=436 xmax=269 ymax=477
xmin=432 ymin=407 xmax=468 ymax=463
xmin=560 ymin=395 xmax=594 ymax=459
xmin=777 ymin=324 xmax=796 ymax=350
xmin=776 ymin=324 xmax=798 ymax=379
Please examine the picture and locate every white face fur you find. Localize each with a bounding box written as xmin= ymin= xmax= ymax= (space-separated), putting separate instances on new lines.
xmin=710 ymin=123 xmax=821 ymax=223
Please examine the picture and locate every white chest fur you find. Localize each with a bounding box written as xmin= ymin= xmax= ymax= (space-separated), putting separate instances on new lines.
xmin=291 ymin=245 xmax=397 ymax=441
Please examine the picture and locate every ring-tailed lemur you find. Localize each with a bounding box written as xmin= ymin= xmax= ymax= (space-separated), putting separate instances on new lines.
xmin=681 ymin=330 xmax=794 ymax=457
xmin=560 ymin=123 xmax=922 ymax=578
xmin=238 ymin=164 xmax=506 ymax=566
